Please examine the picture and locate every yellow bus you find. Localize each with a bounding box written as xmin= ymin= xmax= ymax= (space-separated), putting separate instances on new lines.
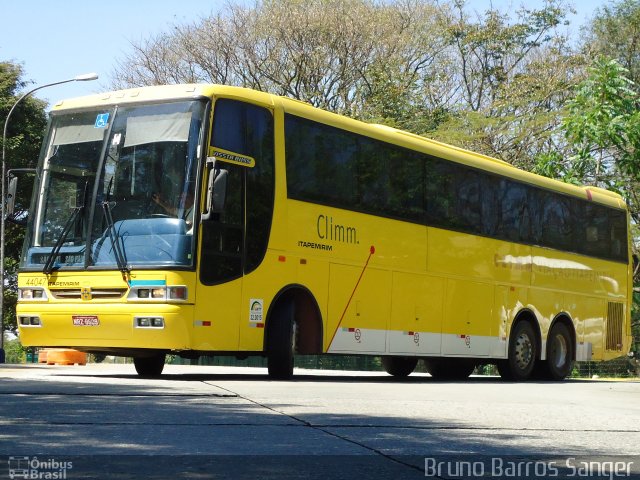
xmin=15 ymin=84 xmax=633 ymax=381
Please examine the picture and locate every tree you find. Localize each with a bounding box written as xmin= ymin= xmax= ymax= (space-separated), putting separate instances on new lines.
xmin=112 ymin=0 xmax=452 ymax=120
xmin=112 ymin=0 xmax=581 ymax=159
xmin=562 ymin=57 xmax=640 ymax=189
xmin=428 ymin=0 xmax=582 ymax=169
xmin=582 ymin=0 xmax=640 ymax=86
xmin=0 ymin=61 xmax=47 ymax=335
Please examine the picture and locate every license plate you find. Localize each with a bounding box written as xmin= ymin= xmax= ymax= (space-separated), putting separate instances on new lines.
xmin=72 ymin=315 xmax=100 ymax=326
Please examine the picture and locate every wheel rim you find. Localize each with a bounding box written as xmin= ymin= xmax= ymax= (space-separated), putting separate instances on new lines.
xmin=550 ymin=333 xmax=568 ymax=369
xmin=291 ymin=322 xmax=297 ymax=352
xmin=514 ymin=332 xmax=533 ymax=371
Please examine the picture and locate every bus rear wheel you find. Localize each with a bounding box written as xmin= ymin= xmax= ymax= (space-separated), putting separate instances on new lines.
xmin=424 ymin=358 xmax=476 ymax=380
xmin=498 ymin=321 xmax=537 ymax=381
xmin=381 ymin=356 xmax=418 ymax=377
xmin=267 ymin=302 xmax=296 ymax=380
xmin=537 ymin=322 xmax=574 ymax=381
xmin=134 ymin=353 xmax=165 ymax=378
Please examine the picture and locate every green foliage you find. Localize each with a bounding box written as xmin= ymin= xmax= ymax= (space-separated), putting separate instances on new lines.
xmin=562 ymin=56 xmax=640 ymax=188
xmin=4 ymin=336 xmax=26 ymax=364
xmin=90 ymin=353 xmax=107 ymax=363
xmin=1 ymin=61 xmax=48 ymax=336
xmin=584 ymin=0 xmax=640 ymax=86
xmin=429 ymin=0 xmax=579 ymax=167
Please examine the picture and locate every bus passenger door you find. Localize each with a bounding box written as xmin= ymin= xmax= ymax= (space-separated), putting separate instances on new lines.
xmin=193 ymin=163 xmax=245 ymax=351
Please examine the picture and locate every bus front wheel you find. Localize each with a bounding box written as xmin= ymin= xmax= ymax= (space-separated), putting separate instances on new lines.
xmin=381 ymin=356 xmax=418 ymax=377
xmin=134 ymin=353 xmax=165 ymax=378
xmin=498 ymin=321 xmax=537 ymax=381
xmin=267 ymin=302 xmax=296 ymax=380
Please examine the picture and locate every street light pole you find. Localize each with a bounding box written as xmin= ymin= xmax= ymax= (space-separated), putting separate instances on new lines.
xmin=0 ymin=73 xmax=98 ymax=363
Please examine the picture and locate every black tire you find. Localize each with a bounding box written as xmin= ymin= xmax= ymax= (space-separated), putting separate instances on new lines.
xmin=381 ymin=356 xmax=418 ymax=377
xmin=538 ymin=322 xmax=574 ymax=381
xmin=267 ymin=302 xmax=296 ymax=380
xmin=424 ymin=358 xmax=476 ymax=380
xmin=134 ymin=353 xmax=165 ymax=378
xmin=498 ymin=321 xmax=537 ymax=381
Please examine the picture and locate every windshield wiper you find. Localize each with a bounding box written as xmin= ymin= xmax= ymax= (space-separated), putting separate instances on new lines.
xmin=102 ymin=200 xmax=129 ymax=274
xmin=43 ymin=206 xmax=83 ymax=274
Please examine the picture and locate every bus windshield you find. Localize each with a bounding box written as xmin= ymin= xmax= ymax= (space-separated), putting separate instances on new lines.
xmin=21 ymin=100 xmax=206 ymax=271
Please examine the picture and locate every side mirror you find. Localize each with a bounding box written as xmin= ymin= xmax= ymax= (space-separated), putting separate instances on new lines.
xmin=6 ymin=176 xmax=18 ymax=218
xmin=201 ymin=157 xmax=229 ymax=221
xmin=5 ymin=168 xmax=36 ymax=226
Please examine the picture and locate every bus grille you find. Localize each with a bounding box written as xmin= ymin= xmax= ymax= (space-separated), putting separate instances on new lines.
xmin=50 ymin=288 xmax=128 ymax=300
xmin=606 ymin=302 xmax=624 ymax=351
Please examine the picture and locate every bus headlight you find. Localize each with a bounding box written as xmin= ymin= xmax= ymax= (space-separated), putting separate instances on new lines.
xmin=18 ymin=288 xmax=48 ymax=301
xmin=151 ymin=288 xmax=165 ymax=299
xmin=127 ymin=286 xmax=188 ymax=302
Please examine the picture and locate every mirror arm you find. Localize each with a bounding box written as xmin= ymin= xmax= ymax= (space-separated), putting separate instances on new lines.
xmin=201 ymin=157 xmax=217 ymax=221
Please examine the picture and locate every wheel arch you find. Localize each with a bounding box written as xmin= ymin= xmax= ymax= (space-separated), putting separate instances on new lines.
xmin=510 ymin=308 xmax=542 ymax=359
xmin=548 ymin=313 xmax=577 ymax=361
xmin=264 ymin=284 xmax=323 ymax=354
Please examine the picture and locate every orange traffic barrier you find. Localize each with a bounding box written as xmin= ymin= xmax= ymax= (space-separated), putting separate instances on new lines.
xmin=43 ymin=349 xmax=87 ymax=366
xmin=38 ymin=349 xmax=48 ymax=364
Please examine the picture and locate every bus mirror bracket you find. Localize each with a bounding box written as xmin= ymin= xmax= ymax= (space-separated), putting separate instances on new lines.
xmin=202 ymin=157 xmax=228 ymax=221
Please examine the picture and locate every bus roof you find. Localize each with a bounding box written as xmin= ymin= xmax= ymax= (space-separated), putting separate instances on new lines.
xmin=52 ymin=83 xmax=627 ymax=211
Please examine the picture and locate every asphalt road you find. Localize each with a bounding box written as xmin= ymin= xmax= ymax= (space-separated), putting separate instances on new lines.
xmin=0 ymin=364 xmax=639 ymax=479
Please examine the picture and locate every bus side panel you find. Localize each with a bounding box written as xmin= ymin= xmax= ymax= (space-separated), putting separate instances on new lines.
xmin=529 ymin=247 xmax=629 ymax=361
xmin=426 ymin=228 xmax=533 ymax=359
xmin=570 ymin=295 xmax=605 ymax=362
xmin=326 ymin=265 xmax=391 ymax=353
xmin=238 ymin=250 xmax=330 ymax=352
xmin=530 ymin=248 xmax=627 ymax=299
xmin=527 ymin=287 xmax=562 ymax=348
xmin=388 ymin=272 xmax=444 ymax=355
xmin=238 ymin=251 xmax=296 ymax=351
xmin=427 ymin=228 xmax=532 ymax=285
xmin=441 ymin=279 xmax=494 ymax=357
xmin=192 ymin=278 xmax=242 ymax=351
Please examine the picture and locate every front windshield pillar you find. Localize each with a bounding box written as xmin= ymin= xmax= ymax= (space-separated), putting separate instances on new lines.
xmin=84 ymin=106 xmax=117 ymax=270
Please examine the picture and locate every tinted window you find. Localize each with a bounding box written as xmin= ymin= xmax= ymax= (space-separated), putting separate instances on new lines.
xmin=284 ymin=113 xmax=627 ymax=263
xmin=608 ymin=210 xmax=628 ymax=262
xmin=455 ymin=169 xmax=482 ymax=233
xmin=582 ymin=203 xmax=610 ymax=258
xmin=286 ymin=116 xmax=357 ymax=207
xmin=498 ymin=180 xmax=531 ymax=243
xmin=538 ymin=192 xmax=575 ymax=251
xmin=358 ymin=138 xmax=424 ymax=221
xmin=425 ymin=157 xmax=455 ymax=228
